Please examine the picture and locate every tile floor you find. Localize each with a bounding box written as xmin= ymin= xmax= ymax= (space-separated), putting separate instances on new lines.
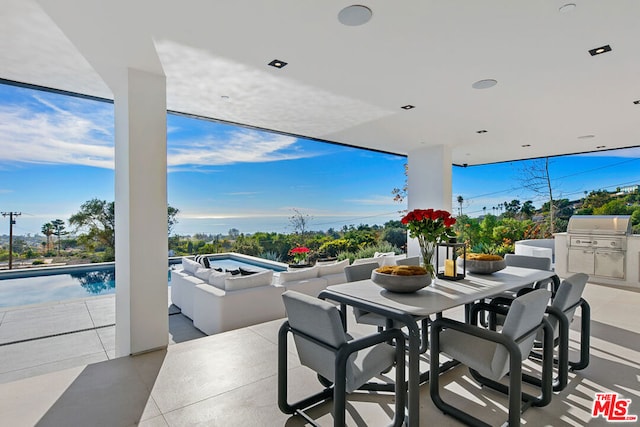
xmin=0 ymin=282 xmax=638 ymax=426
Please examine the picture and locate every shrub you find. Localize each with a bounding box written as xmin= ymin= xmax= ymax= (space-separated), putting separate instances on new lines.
xmin=32 ymin=259 xmax=45 ymax=265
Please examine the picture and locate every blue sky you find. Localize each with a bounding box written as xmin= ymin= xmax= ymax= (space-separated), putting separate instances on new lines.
xmin=0 ymin=82 xmax=638 ymax=236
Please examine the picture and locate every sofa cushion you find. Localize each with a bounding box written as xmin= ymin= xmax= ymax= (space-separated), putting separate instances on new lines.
xmin=279 ymin=266 xmax=319 ymax=283
xmin=195 ymin=267 xmax=212 ymax=281
xmin=209 ymin=270 xmax=230 ymax=289
xmin=225 ymin=270 xmax=274 ymax=291
xmin=182 ymin=257 xmax=201 ymax=274
xmin=317 ymin=259 xmax=349 ymax=276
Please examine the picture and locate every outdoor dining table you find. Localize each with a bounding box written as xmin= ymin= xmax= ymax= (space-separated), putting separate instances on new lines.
xmin=319 ymin=266 xmax=560 ymax=427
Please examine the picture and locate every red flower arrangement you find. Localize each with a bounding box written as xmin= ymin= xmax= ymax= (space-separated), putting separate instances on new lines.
xmin=401 ymin=209 xmax=456 ymax=277
xmin=289 ymin=246 xmax=310 ymax=264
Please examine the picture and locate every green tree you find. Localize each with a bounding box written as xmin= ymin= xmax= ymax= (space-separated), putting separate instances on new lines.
xmin=380 ymin=227 xmax=407 ymax=250
xmin=502 ymin=200 xmax=521 ymax=219
xmin=582 ymin=190 xmax=612 ymax=211
xmin=69 ymin=199 xmax=180 ymax=260
xmin=594 ymin=199 xmax=634 ymax=216
xmin=51 ymin=219 xmax=67 ymax=255
xmin=69 ymin=199 xmax=115 ymax=254
xmin=41 ymin=222 xmax=55 ymax=252
xmin=520 ymin=200 xmax=535 ymax=220
xmin=456 ymin=195 xmax=464 ymax=216
xmin=168 ymin=205 xmax=180 ymax=235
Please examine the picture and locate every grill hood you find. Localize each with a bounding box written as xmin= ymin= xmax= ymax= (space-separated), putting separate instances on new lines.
xmin=567 ymin=215 xmax=632 ymax=235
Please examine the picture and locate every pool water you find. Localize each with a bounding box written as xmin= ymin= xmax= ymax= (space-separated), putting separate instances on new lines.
xmin=0 ymin=255 xmax=285 ymax=308
xmin=0 ymin=267 xmax=118 ymax=308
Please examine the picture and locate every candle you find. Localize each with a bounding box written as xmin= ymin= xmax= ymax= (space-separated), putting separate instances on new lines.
xmin=445 ymin=259 xmax=456 ymax=277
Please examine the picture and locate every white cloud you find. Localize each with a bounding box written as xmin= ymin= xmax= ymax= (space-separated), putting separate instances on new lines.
xmin=344 ymin=194 xmax=398 ymax=206
xmin=0 ymin=87 xmax=321 ymax=171
xmin=0 ymin=94 xmax=115 ymax=169
xmin=167 ymin=128 xmax=313 ymax=166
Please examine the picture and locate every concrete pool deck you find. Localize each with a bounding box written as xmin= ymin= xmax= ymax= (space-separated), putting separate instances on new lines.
xmin=0 ymin=289 xmax=205 ymax=384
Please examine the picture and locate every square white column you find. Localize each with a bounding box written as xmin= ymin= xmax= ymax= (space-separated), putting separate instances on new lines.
xmin=406 ymin=145 xmax=453 ymax=258
xmin=113 ymin=68 xmax=168 ymax=356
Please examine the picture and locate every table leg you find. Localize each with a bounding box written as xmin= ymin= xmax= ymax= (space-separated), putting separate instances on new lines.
xmin=406 ymin=321 xmax=421 ymax=427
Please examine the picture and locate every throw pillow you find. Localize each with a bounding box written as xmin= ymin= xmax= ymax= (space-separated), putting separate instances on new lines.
xmin=239 ymin=267 xmax=258 ymax=276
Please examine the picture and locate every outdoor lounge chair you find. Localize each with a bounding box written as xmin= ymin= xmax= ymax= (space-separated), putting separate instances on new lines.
xmin=278 ymin=290 xmax=405 ymax=427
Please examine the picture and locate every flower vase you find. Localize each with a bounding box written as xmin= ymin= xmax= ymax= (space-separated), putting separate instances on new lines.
xmin=417 ymin=237 xmax=436 ymax=280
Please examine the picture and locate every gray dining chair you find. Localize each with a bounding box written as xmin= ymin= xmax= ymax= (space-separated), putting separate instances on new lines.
xmin=505 ymin=254 xmax=557 ymax=293
xmin=430 ymin=289 xmax=554 ymax=427
xmin=395 ymin=256 xmax=420 ymax=266
xmin=489 ymin=272 xmax=590 ymax=391
xmin=345 ymin=262 xmax=430 ymax=353
xmin=278 ymin=290 xmax=405 ymax=427
xmin=345 ymin=262 xmax=387 ymax=327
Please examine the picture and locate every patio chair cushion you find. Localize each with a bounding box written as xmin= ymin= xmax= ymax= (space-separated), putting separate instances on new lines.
xmin=282 ymin=291 xmax=395 ymax=393
xmin=440 ymin=289 xmax=551 ymax=381
xmin=545 ymin=272 xmax=588 ymax=339
xmin=224 ymin=270 xmax=273 ymax=291
xmin=279 ymin=266 xmax=318 ymax=283
xmin=316 ymin=259 xmax=349 ymax=276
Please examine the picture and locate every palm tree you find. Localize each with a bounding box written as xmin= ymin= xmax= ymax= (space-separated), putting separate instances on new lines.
xmin=41 ymin=222 xmax=54 ymax=253
xmin=456 ymin=195 xmax=464 ymax=216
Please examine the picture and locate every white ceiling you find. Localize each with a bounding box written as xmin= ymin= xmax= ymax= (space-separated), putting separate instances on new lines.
xmin=2 ymin=0 xmax=639 ymax=165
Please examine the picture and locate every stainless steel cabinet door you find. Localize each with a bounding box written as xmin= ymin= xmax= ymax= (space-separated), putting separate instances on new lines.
xmin=568 ymin=248 xmax=595 ymax=275
xmin=594 ymin=250 xmax=625 ymax=279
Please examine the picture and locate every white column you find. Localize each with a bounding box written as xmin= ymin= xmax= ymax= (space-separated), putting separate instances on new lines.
xmin=114 ymin=68 xmax=168 ymax=356
xmin=406 ymin=145 xmax=453 ymax=258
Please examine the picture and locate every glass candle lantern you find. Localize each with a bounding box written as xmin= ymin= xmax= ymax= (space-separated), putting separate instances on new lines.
xmin=436 ymin=241 xmax=466 ymax=281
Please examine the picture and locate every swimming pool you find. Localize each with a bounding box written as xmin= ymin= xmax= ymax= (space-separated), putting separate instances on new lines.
xmin=0 ymin=254 xmax=286 ymax=308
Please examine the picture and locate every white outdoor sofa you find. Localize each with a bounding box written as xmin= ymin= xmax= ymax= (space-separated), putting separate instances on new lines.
xmin=170 ymin=253 xmax=410 ymax=335
xmin=192 ymin=269 xmax=286 ymax=335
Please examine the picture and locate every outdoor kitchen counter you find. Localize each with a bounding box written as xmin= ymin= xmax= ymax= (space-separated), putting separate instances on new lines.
xmin=555 ymin=232 xmax=640 ymax=288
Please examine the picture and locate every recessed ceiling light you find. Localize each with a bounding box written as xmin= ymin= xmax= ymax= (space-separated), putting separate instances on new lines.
xmin=633 ymin=100 xmax=640 ymax=105
xmin=559 ymin=3 xmax=576 ymax=13
xmin=268 ymin=59 xmax=287 ymax=68
xmin=338 ymin=5 xmax=373 ymax=26
xmin=589 ymin=45 xmax=611 ymax=56
xmin=472 ymin=79 xmax=498 ymax=89
xmin=401 ymin=105 xmax=415 ymax=110
xmin=577 ymin=135 xmax=595 ymax=139
xmin=596 ymin=145 xmax=606 ymax=149
xmin=476 ymin=130 xmax=487 ymax=134
xmin=521 ymin=144 xmax=531 ymax=147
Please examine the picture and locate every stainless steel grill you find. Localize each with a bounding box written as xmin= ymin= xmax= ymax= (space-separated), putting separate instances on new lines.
xmin=567 ymin=215 xmax=632 ymax=279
